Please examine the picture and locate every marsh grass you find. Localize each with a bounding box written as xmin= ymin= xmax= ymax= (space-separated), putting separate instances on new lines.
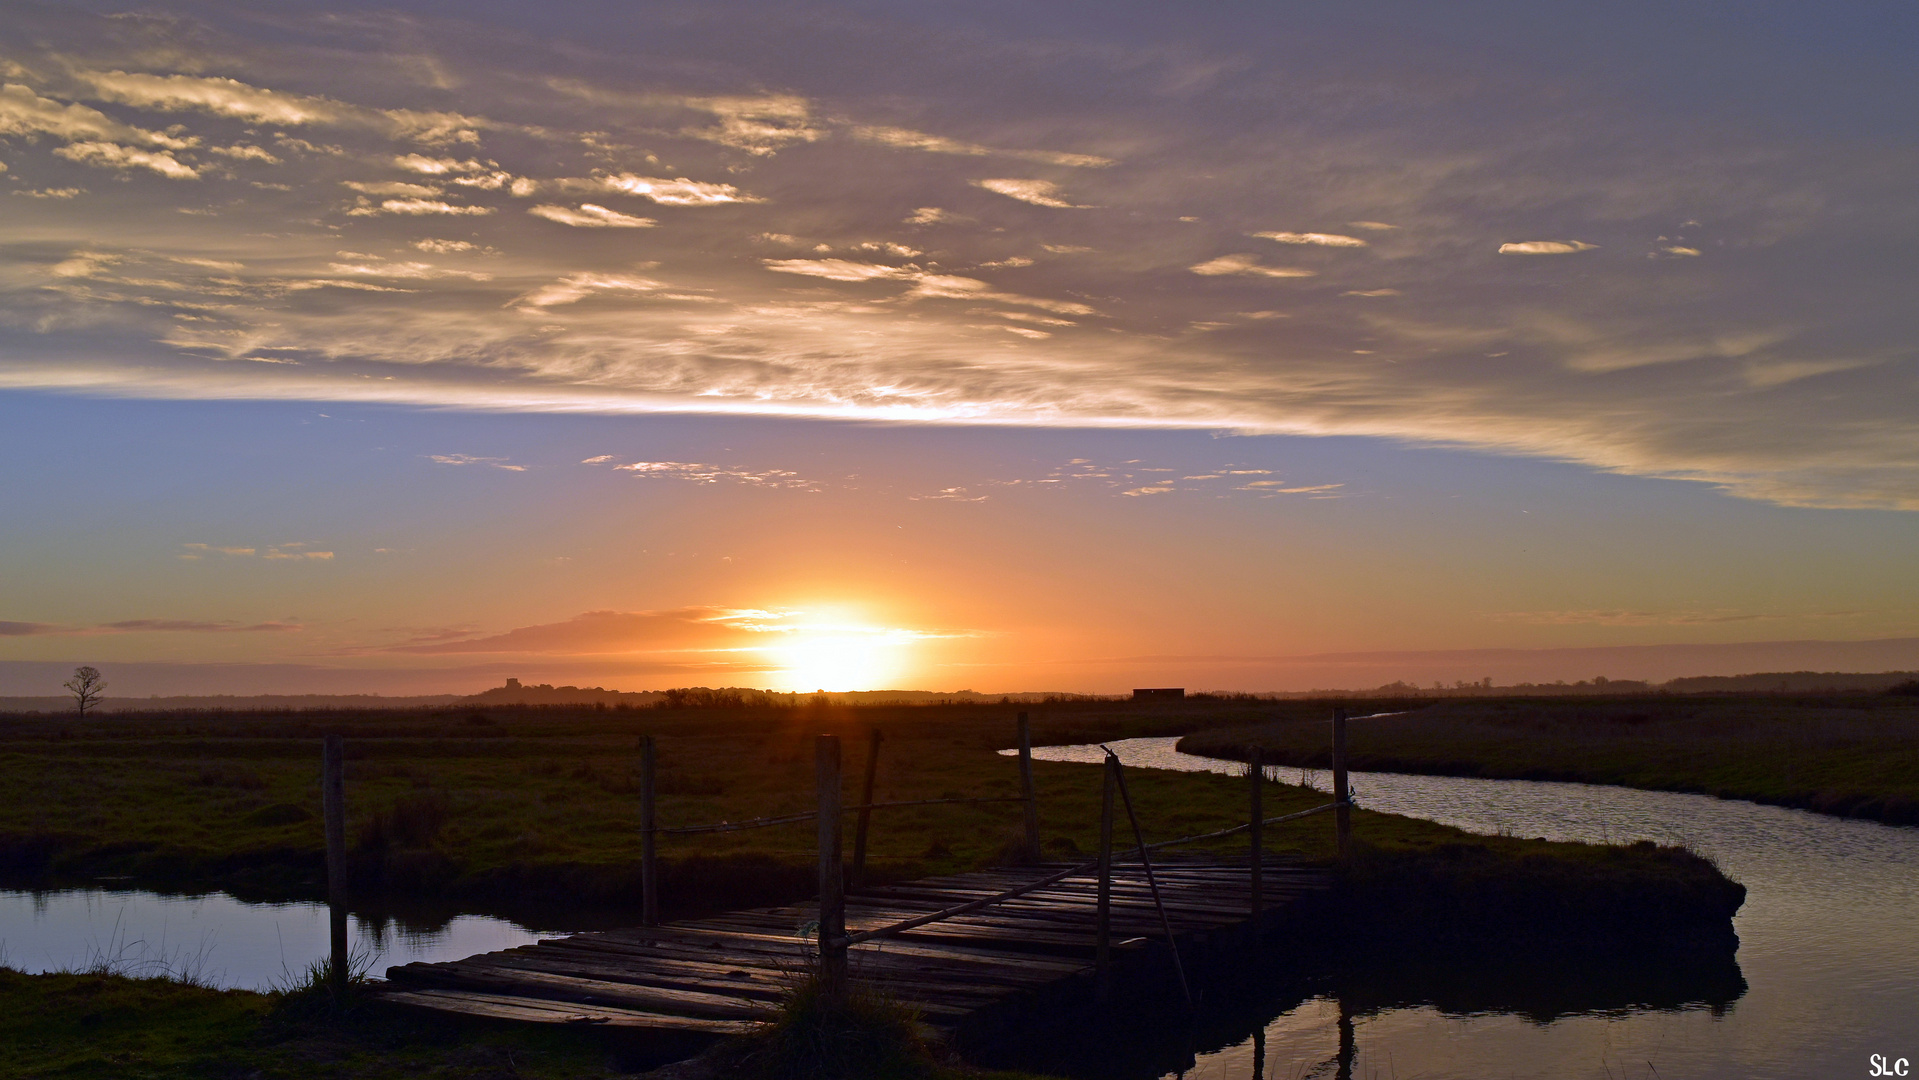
xmin=1183 ymin=694 xmax=1919 ymax=825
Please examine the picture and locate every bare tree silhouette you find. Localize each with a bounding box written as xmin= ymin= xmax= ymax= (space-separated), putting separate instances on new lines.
xmin=63 ymin=666 xmax=106 ymax=717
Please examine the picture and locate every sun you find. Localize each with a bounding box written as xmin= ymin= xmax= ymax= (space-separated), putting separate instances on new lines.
xmin=767 ymin=629 xmax=900 ymax=692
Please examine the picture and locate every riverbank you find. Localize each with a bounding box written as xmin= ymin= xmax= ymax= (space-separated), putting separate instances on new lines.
xmin=0 ymin=701 xmax=1744 ymax=959
xmin=1179 ymin=694 xmax=1919 ymax=825
xmin=0 ymin=699 xmax=1389 ymax=911
xmin=0 ymin=966 xmax=1058 ymax=1079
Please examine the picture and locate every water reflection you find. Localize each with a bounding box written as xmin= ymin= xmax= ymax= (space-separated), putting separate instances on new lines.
xmin=1014 ymin=738 xmax=1919 ymax=1080
xmin=0 ymin=887 xmax=578 ymax=989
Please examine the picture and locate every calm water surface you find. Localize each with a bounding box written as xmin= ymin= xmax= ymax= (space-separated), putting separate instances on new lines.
xmin=0 ymin=889 xmax=569 ymax=990
xmin=1022 ymin=737 xmax=1919 ymax=1080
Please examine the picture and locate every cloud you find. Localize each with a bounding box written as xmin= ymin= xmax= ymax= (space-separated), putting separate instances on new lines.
xmin=0 ymin=617 xmax=300 ymax=634
xmin=761 ymin=260 xmax=1093 ymax=315
xmin=1251 ymin=231 xmax=1368 ymax=247
xmin=52 ymin=141 xmax=199 ymax=179
xmin=1498 ymin=240 xmax=1598 ymax=254
xmin=528 ymin=203 xmax=656 ymax=228
xmin=1189 ymin=254 xmax=1316 ymax=278
xmin=0 ymin=82 xmax=190 ymax=148
xmin=611 ymin=460 xmax=819 ymax=489
xmin=679 ymin=94 xmax=818 ymax=155
xmin=388 ymin=607 xmax=769 ymax=654
xmin=395 ymin=155 xmax=489 ymax=175
xmin=513 ymin=273 xmax=663 ymax=308
xmin=428 ymin=453 xmax=526 ymax=471
xmin=71 ymin=69 xmax=345 ymax=126
xmin=564 ymin=174 xmax=760 ymax=206
xmin=344 ymin=180 xmax=441 ymax=197
xmin=970 ymin=179 xmax=1089 ymax=208
xmin=853 ymin=125 xmax=1111 ymax=167
xmin=762 ymin=258 xmax=915 ymax=283
xmin=1487 ymin=609 xmax=1778 ymax=626
xmin=3 ymin=6 xmax=1918 ymax=512
xmin=348 ymin=197 xmax=493 ymax=216
xmin=207 ymin=144 xmax=280 ymax=163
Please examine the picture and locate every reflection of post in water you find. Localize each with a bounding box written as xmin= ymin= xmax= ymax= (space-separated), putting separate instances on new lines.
xmin=1336 ymin=995 xmax=1355 ymax=1080
xmin=322 ymin=734 xmax=349 ymax=998
xmin=1251 ymin=1024 xmax=1266 ymax=1080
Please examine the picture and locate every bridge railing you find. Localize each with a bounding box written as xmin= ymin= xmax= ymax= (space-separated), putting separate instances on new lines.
xmin=630 ymin=706 xmax=1359 ymax=1002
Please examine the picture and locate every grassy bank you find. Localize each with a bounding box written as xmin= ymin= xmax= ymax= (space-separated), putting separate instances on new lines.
xmin=0 ymin=697 xmax=1744 ymax=950
xmin=0 ymin=966 xmax=1055 ymax=1079
xmin=0 ymin=699 xmax=1403 ymax=914
xmin=1181 ymin=694 xmax=1919 ymax=825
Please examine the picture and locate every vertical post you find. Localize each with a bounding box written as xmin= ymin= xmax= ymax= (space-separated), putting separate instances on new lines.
xmin=1249 ymin=745 xmax=1263 ymax=922
xmin=816 ymin=734 xmax=846 ymax=1000
xmin=1335 ymin=993 xmax=1356 ymax=1080
xmin=321 ymin=734 xmax=348 ymax=997
xmin=851 ymin=728 xmax=882 ymax=891
xmin=1016 ymin=712 xmax=1040 ymax=862
xmin=640 ymin=735 xmax=659 ymax=927
xmin=1332 ymin=707 xmax=1351 ymax=861
xmin=1094 ymin=756 xmax=1115 ymax=1001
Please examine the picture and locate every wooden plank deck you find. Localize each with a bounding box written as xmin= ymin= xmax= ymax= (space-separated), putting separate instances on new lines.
xmin=382 ymin=857 xmax=1333 ymax=1034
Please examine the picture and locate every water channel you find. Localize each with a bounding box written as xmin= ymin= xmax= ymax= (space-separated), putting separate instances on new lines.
xmin=1024 ymin=737 xmax=1919 ymax=1080
xmin=3 ymin=737 xmax=1913 ymax=1078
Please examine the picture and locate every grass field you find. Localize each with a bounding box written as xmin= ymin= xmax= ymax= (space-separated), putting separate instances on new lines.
xmin=0 ymin=697 xmax=1751 ymax=1079
xmin=0 ymin=698 xmax=1426 ymax=914
xmin=1181 ymin=693 xmax=1919 ymax=825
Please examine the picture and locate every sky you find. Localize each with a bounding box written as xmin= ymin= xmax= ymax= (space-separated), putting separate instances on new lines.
xmin=2 ymin=0 xmax=1917 ymax=695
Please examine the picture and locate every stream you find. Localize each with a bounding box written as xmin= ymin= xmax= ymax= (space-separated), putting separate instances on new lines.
xmin=4 ymin=738 xmax=1913 ymax=1078
xmin=1022 ymin=737 xmax=1919 ymax=1080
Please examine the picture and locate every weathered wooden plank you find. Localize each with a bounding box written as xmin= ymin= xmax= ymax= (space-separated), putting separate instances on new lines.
xmin=390 ymin=856 xmax=1334 ymax=1034
xmin=386 ymin=962 xmax=770 ymax=1019
xmin=379 ymin=988 xmax=765 ymax=1033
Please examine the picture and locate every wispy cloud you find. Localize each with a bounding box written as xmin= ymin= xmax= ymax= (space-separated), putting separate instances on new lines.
xmin=528 ymin=203 xmax=655 ymax=228
xmin=854 ymin=125 xmax=1111 ymax=168
xmin=1498 ymin=240 xmax=1598 ymax=254
xmin=0 ymin=617 xmax=302 ymax=634
xmin=560 ymin=174 xmax=760 ymax=206
xmin=428 ymin=454 xmax=527 ymax=471
xmin=1189 ymin=254 xmax=1316 ymax=278
xmin=970 ymin=179 xmax=1089 ymax=208
xmin=1251 ymin=231 xmax=1368 ymax=247
xmin=2 ymin=6 xmax=1916 ymax=510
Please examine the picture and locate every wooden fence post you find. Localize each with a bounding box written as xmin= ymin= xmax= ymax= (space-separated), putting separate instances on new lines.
xmin=1332 ymin=707 xmax=1351 ymax=860
xmin=816 ymin=734 xmax=847 ymax=1000
xmin=1249 ymin=745 xmax=1263 ymax=922
xmin=851 ymin=728 xmax=882 ymax=892
xmin=640 ymin=735 xmax=658 ymax=927
xmin=1016 ymin=712 xmax=1040 ymax=862
xmin=1094 ymin=755 xmax=1115 ymax=1001
xmin=321 ymin=734 xmax=348 ymax=997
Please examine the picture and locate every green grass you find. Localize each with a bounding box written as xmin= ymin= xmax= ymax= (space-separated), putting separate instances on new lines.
xmin=0 ymin=699 xmax=1414 ymax=912
xmin=1181 ymin=693 xmax=1919 ymax=824
xmin=0 ymin=967 xmax=628 ymax=1079
xmin=0 ymin=965 xmax=1063 ymax=1080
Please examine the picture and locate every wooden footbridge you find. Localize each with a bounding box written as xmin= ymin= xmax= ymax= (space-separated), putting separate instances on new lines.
xmin=369 ymin=712 xmax=1360 ymax=1039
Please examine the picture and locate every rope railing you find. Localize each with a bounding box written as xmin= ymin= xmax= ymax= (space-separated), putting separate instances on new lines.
xmin=635 ymin=706 xmax=1361 ymax=1010
xmin=818 ymin=706 xmax=1361 ymax=1007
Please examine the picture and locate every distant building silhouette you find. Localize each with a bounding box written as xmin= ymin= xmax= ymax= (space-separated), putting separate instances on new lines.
xmin=1132 ymin=687 xmax=1185 ymax=702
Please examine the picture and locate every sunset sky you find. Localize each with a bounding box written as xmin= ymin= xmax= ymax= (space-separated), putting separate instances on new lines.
xmin=3 ymin=1 xmax=1917 ymax=695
